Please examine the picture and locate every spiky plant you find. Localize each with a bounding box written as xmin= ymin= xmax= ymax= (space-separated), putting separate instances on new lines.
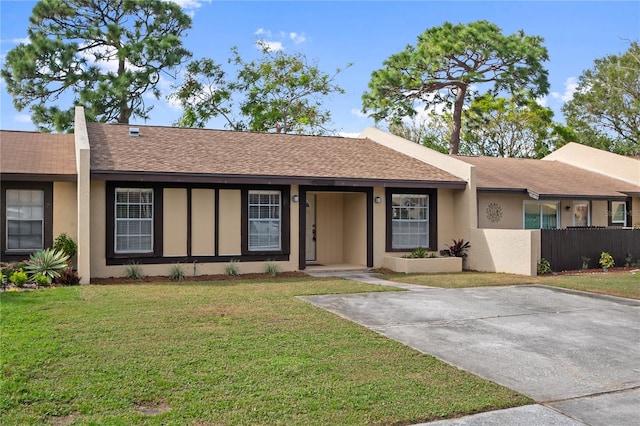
xmin=25 ymin=248 xmax=69 ymax=282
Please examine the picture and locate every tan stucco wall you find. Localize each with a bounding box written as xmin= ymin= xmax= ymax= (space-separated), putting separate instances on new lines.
xmin=315 ymin=193 xmax=344 ymax=264
xmin=633 ymin=197 xmax=640 ymax=227
xmin=343 ymin=193 xmax=367 ymax=265
xmin=89 ymin=180 xmax=108 ymax=279
xmin=191 ymin=189 xmax=215 ymax=256
xmin=591 ymin=200 xmax=609 ymax=227
xmin=372 ymin=187 xmax=386 ymax=267
xmin=436 ymin=189 xmax=456 ymax=251
xmin=163 ymin=188 xmax=188 ymax=257
xmin=218 ymin=189 xmax=241 ymax=256
xmin=469 ymin=229 xmax=541 ymax=276
xmin=52 ymin=181 xmax=77 ymax=242
xmin=544 ymin=142 xmax=640 ymax=185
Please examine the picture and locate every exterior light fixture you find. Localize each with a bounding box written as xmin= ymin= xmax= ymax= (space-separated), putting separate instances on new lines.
xmin=375 ymin=196 xmax=382 ymax=203
xmin=292 ymin=195 xmax=300 ymax=202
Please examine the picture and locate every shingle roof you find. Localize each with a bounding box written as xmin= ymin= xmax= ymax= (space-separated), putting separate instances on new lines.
xmin=87 ymin=123 xmax=465 ymax=186
xmin=455 ymin=155 xmax=640 ymax=199
xmin=0 ymin=130 xmax=76 ymax=177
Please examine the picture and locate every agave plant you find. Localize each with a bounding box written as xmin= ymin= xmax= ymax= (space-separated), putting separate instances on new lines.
xmin=25 ymin=248 xmax=70 ymax=282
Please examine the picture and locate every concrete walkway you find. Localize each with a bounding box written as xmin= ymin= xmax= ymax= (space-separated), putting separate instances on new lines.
xmin=301 ymin=270 xmax=640 ymax=425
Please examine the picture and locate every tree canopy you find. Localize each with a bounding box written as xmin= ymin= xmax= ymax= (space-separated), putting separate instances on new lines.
xmin=362 ymin=20 xmax=550 ymax=154
xmin=1 ymin=0 xmax=192 ymax=132
xmin=171 ymin=45 xmax=350 ymax=135
xmin=562 ymin=41 xmax=640 ymax=156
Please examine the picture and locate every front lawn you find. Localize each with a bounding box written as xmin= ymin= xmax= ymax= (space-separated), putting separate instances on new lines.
xmin=0 ymin=278 xmax=530 ymax=425
xmin=381 ymin=271 xmax=640 ymax=299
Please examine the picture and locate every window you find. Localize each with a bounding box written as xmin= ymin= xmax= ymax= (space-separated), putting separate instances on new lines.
xmin=6 ymin=189 xmax=44 ymax=251
xmin=611 ymin=201 xmax=627 ymax=225
xmin=248 ymin=190 xmax=281 ymax=251
xmin=115 ymin=188 xmax=154 ymax=253
xmin=524 ymin=201 xmax=559 ymax=229
xmin=391 ymin=194 xmax=429 ymax=249
xmin=573 ymin=201 xmax=590 ymax=227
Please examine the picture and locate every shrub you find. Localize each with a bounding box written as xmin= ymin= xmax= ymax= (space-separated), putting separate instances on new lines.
xmin=53 ymin=233 xmax=77 ymax=259
xmin=446 ymin=238 xmax=471 ymax=258
xmin=225 ymin=260 xmax=239 ymax=276
xmin=537 ymin=258 xmax=552 ymax=275
xmin=54 ymin=267 xmax=81 ymax=286
xmin=25 ymin=248 xmax=69 ymax=282
xmin=33 ymin=272 xmax=50 ymax=286
xmin=403 ymin=247 xmax=437 ymax=258
xmin=581 ymin=256 xmax=591 ymax=270
xmin=599 ymin=252 xmax=615 ymax=270
xmin=265 ymin=261 xmax=279 ymax=276
xmin=9 ymin=269 xmax=28 ymax=287
xmin=125 ymin=262 xmax=145 ymax=280
xmin=169 ymin=263 xmax=186 ymax=281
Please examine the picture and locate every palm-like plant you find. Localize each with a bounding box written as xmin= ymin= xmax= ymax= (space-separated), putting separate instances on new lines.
xmin=25 ymin=248 xmax=70 ymax=283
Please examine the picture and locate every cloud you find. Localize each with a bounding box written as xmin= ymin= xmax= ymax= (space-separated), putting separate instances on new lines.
xmin=551 ymin=77 xmax=578 ymax=103
xmin=350 ymin=108 xmax=367 ymax=118
xmin=289 ymin=32 xmax=306 ymax=44
xmin=255 ymin=28 xmax=272 ymax=37
xmin=338 ymin=131 xmax=361 ymax=138
xmin=255 ymin=40 xmax=283 ymax=52
xmin=12 ymin=37 xmax=30 ymax=45
xmin=536 ymin=96 xmax=548 ymax=107
xmin=14 ymin=114 xmax=32 ymax=123
xmin=167 ymin=0 xmax=210 ymax=9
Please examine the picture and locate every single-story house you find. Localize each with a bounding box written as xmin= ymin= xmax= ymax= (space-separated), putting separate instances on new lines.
xmin=2 ymin=107 xmax=639 ymax=281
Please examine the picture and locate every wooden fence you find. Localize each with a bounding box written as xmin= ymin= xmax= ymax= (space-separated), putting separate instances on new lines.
xmin=541 ymin=228 xmax=640 ymax=272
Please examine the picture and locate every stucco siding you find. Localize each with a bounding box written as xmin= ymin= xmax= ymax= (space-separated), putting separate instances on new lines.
xmin=343 ymin=193 xmax=367 ymax=265
xmin=437 ymin=188 xmax=456 ymax=250
xmin=218 ymin=189 xmax=241 ymax=255
xmin=373 ymin=187 xmax=386 ymax=267
xmin=315 ymin=193 xmax=344 ymax=264
xmin=591 ymin=200 xmax=609 ymax=226
xmin=163 ymin=188 xmax=188 ymax=257
xmin=191 ymin=189 xmax=215 ymax=256
xmin=477 ymin=194 xmax=526 ymax=229
xmin=632 ymin=197 xmax=639 ymax=227
xmin=469 ymin=228 xmax=540 ymax=276
xmin=53 ymin=181 xmax=77 ymax=242
xmin=89 ymin=180 xmax=108 ymax=278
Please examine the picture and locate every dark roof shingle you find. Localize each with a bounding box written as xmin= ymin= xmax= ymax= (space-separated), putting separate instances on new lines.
xmin=0 ymin=130 xmax=76 ymax=176
xmin=455 ymin=155 xmax=640 ymax=198
xmin=88 ymin=123 xmax=464 ymax=185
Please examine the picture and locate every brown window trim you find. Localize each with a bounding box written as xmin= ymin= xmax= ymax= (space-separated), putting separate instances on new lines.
xmin=608 ymin=199 xmax=631 ymax=227
xmin=105 ymin=182 xmax=164 ymax=262
xmin=1 ymin=181 xmax=54 ymax=262
xmin=241 ymin=186 xmax=291 ymax=256
xmin=385 ymin=188 xmax=438 ymax=252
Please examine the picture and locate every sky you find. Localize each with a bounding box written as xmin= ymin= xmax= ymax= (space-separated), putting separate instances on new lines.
xmin=1 ymin=0 xmax=639 ymax=136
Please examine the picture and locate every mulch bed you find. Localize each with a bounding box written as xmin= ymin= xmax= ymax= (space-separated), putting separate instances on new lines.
xmin=550 ymin=267 xmax=639 ymax=276
xmin=90 ymin=271 xmax=309 ymax=285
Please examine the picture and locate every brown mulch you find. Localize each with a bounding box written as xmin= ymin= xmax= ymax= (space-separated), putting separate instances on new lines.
xmin=90 ymin=271 xmax=309 ymax=285
xmin=550 ymin=267 xmax=639 ymax=276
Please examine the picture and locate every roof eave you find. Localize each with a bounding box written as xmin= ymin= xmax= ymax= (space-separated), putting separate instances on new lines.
xmin=90 ymin=171 xmax=467 ymax=189
xmin=0 ymin=173 xmax=77 ymax=182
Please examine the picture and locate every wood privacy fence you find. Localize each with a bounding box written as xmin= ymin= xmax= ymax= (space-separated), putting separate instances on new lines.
xmin=541 ymin=228 xmax=640 ymax=272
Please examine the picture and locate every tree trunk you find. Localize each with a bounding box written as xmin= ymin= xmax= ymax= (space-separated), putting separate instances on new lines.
xmin=449 ymin=84 xmax=467 ymax=154
xmin=117 ymin=58 xmax=129 ymax=124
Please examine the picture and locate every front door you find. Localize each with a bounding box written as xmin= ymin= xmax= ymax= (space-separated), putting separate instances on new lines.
xmin=305 ymin=194 xmax=316 ymax=262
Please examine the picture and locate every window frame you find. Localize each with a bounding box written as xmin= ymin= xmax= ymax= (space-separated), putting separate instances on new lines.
xmin=114 ymin=188 xmax=155 ymax=254
xmin=1 ymin=182 xmax=53 ymax=260
xmin=610 ymin=200 xmax=628 ymax=226
xmin=523 ymin=200 xmax=560 ymax=230
xmin=385 ymin=188 xmax=437 ymax=252
xmin=106 ymin=183 xmax=163 ymax=261
xmin=572 ymin=200 xmax=591 ymax=227
xmin=241 ymin=186 xmax=290 ymax=256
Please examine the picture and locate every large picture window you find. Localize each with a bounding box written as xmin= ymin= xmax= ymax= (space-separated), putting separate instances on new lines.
xmin=391 ymin=193 xmax=429 ymax=249
xmin=115 ymin=188 xmax=154 ymax=253
xmin=6 ymin=189 xmax=44 ymax=251
xmin=248 ymin=190 xmax=281 ymax=251
xmin=524 ymin=201 xmax=559 ymax=229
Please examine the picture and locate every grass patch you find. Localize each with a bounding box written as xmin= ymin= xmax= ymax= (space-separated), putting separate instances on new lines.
xmin=0 ymin=278 xmax=530 ymax=425
xmin=380 ymin=271 xmax=640 ymax=299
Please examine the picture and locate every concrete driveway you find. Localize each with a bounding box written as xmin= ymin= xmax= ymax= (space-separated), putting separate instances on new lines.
xmin=300 ymin=281 xmax=640 ymax=425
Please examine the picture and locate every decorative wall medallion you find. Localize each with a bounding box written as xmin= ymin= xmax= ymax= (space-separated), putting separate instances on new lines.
xmin=486 ymin=202 xmax=503 ymax=223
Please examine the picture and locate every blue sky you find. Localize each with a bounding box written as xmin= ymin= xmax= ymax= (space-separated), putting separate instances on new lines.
xmin=1 ymin=0 xmax=639 ymax=135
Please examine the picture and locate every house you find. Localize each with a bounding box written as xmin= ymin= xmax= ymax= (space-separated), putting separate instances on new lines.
xmin=2 ymin=107 xmax=639 ymax=281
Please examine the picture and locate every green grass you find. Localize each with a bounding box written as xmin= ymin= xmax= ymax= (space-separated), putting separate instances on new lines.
xmin=0 ymin=278 xmax=530 ymax=425
xmin=381 ymin=271 xmax=640 ymax=299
